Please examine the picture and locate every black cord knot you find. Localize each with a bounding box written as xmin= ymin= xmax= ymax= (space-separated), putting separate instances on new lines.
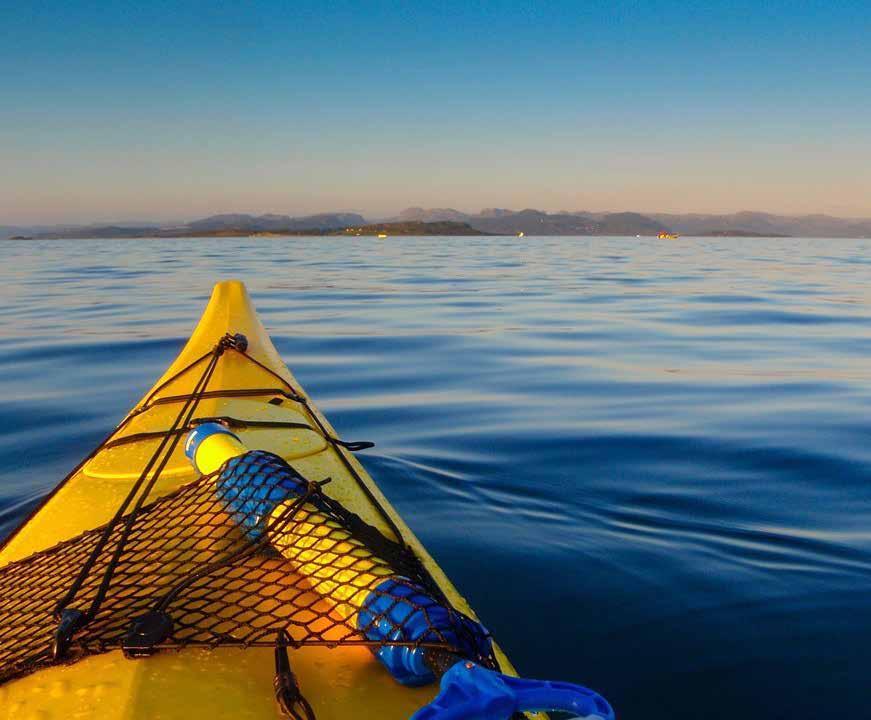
xmin=217 ymin=333 xmax=249 ymax=354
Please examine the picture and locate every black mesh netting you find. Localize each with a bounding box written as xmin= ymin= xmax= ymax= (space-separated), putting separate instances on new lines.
xmin=0 ymin=450 xmax=496 ymax=685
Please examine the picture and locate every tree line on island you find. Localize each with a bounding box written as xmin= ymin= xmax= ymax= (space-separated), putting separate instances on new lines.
xmin=5 ymin=207 xmax=871 ymax=239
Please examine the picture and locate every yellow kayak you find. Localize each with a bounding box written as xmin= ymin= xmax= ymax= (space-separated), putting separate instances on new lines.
xmin=0 ymin=280 xmax=515 ymax=720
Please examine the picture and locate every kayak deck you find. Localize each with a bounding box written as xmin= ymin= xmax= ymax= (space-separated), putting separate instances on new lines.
xmin=0 ymin=280 xmax=513 ymax=720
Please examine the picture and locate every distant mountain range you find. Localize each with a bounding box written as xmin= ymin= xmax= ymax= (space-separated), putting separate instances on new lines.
xmin=4 ymin=208 xmax=871 ymax=239
xmin=2 ymin=213 xmax=367 ymax=240
xmin=185 ymin=212 xmax=366 ymax=233
xmin=390 ymin=208 xmax=871 ymax=237
xmin=649 ymin=211 xmax=871 ymax=238
xmin=393 ymin=207 xmax=670 ymax=236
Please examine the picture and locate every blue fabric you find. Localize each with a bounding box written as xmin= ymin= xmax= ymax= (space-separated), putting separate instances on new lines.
xmin=411 ymin=660 xmax=615 ymax=720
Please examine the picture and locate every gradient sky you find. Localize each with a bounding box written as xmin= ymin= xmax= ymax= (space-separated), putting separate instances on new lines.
xmin=2 ymin=0 xmax=870 ymax=224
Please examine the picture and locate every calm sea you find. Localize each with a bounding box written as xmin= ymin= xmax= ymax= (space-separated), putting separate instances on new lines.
xmin=2 ymin=236 xmax=870 ymax=717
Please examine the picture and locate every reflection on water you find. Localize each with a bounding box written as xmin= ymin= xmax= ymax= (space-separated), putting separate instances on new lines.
xmin=2 ymin=236 xmax=871 ymax=717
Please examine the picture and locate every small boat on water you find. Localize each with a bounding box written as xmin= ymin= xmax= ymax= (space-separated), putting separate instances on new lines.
xmin=657 ymin=231 xmax=679 ymax=239
xmin=0 ymin=281 xmax=613 ymax=720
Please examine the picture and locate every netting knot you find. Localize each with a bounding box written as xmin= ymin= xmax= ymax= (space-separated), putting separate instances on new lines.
xmin=217 ymin=333 xmax=249 ymax=354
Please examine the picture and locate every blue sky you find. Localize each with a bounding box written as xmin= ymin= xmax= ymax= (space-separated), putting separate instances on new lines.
xmin=2 ymin=0 xmax=869 ymax=223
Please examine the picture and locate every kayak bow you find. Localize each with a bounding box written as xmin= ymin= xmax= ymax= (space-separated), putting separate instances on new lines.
xmin=0 ymin=280 xmax=516 ymax=720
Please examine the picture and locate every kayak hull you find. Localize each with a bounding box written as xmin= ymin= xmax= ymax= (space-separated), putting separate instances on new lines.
xmin=0 ymin=280 xmax=514 ymax=720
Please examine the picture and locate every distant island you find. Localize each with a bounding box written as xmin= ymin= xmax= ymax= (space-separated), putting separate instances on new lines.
xmin=8 ymin=219 xmax=488 ymax=240
xmin=3 ymin=207 xmax=870 ymax=239
xmin=331 ymin=221 xmax=486 ymax=236
xmin=248 ymin=221 xmax=486 ymax=237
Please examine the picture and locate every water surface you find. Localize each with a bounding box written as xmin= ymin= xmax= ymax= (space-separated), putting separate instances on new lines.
xmin=2 ymin=236 xmax=871 ymax=717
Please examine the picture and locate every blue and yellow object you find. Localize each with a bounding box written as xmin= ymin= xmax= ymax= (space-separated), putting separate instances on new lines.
xmin=185 ymin=423 xmax=492 ymax=684
xmin=186 ymin=422 xmax=615 ymax=719
xmin=185 ymin=422 xmax=248 ymax=475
